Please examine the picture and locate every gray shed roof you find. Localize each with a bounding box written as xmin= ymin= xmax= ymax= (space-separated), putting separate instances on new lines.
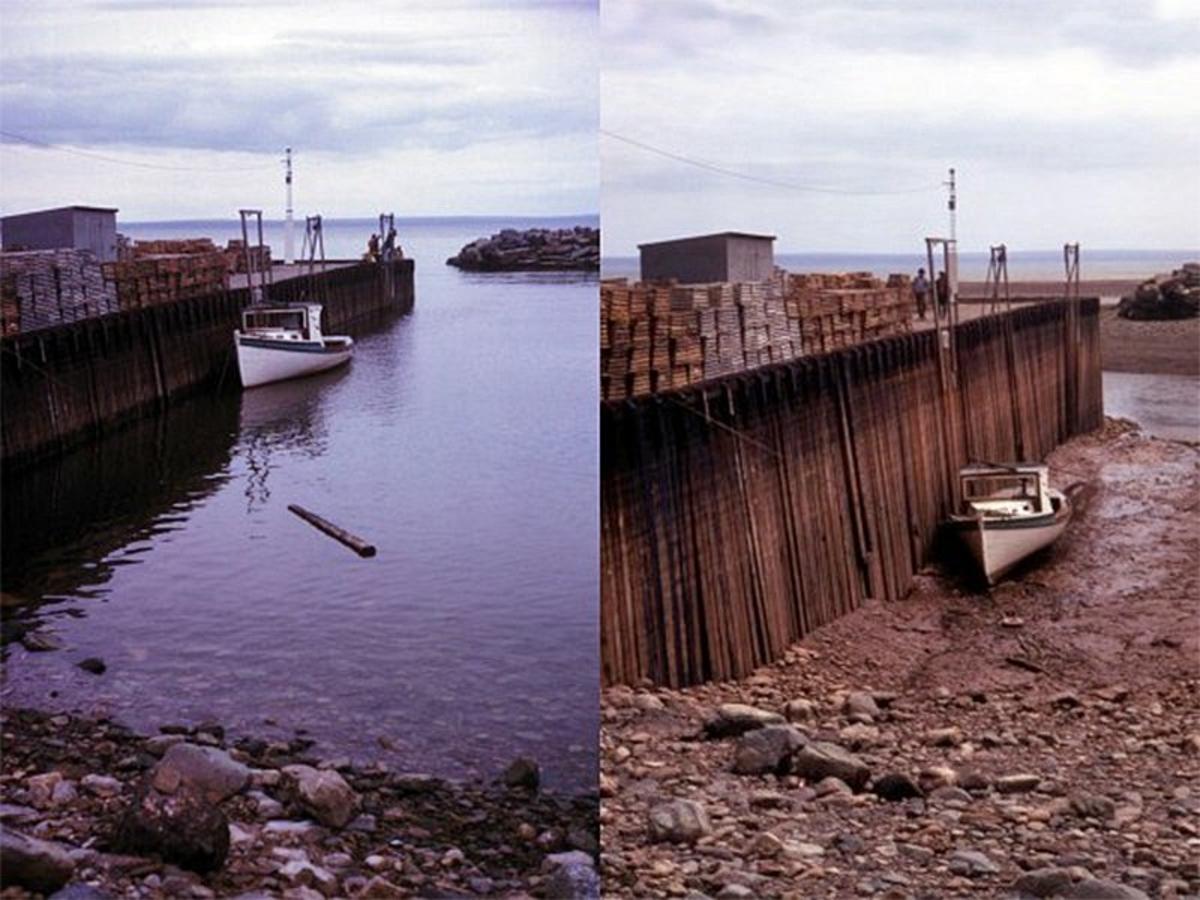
xmin=2 ymin=205 xmax=119 ymax=219
xmin=638 ymin=231 xmax=776 ymax=249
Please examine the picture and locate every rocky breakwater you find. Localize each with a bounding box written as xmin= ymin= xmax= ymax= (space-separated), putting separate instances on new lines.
xmin=0 ymin=709 xmax=599 ymax=898
xmin=600 ymin=423 xmax=1200 ymax=899
xmin=446 ymin=227 xmax=600 ymax=272
xmin=1117 ymin=263 xmax=1200 ymax=320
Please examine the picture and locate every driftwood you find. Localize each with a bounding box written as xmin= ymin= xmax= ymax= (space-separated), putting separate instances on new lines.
xmin=288 ymin=504 xmax=376 ymax=558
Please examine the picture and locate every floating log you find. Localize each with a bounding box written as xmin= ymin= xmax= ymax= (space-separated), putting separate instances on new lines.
xmin=287 ymin=504 xmax=376 ymax=558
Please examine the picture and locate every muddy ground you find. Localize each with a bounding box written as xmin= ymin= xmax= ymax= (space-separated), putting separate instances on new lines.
xmin=1098 ymin=309 xmax=1199 ymax=377
xmin=600 ymin=420 xmax=1200 ymax=899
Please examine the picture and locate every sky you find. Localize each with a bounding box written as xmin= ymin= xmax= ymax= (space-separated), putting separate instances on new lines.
xmin=0 ymin=0 xmax=598 ymax=221
xmin=601 ymin=0 xmax=1200 ymax=255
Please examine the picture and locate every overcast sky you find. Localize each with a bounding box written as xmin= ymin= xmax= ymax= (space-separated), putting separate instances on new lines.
xmin=0 ymin=0 xmax=597 ymax=221
xmin=602 ymin=0 xmax=1200 ymax=255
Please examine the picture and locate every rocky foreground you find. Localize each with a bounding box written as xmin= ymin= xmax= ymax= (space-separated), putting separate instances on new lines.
xmin=0 ymin=711 xmax=598 ymax=898
xmin=1117 ymin=264 xmax=1199 ymax=320
xmin=600 ymin=421 xmax=1200 ymax=899
xmin=446 ymin=228 xmax=599 ymax=272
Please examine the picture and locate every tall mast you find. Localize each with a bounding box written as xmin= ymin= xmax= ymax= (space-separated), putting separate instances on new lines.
xmin=284 ymin=147 xmax=295 ymax=265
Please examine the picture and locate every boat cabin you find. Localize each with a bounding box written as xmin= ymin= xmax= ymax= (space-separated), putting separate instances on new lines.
xmin=959 ymin=464 xmax=1051 ymax=517
xmin=240 ymin=304 xmax=325 ymax=343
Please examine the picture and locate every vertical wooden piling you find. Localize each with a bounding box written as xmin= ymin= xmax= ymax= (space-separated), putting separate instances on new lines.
xmin=601 ymin=299 xmax=1103 ymax=687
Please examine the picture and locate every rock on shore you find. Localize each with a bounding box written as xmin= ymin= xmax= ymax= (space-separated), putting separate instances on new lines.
xmin=446 ymin=227 xmax=599 ymax=271
xmin=1116 ymin=263 xmax=1200 ymax=320
xmin=0 ymin=708 xmax=599 ymax=898
xmin=600 ymin=422 xmax=1199 ymax=899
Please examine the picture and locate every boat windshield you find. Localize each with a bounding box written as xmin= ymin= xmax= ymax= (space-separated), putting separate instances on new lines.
xmin=962 ymin=474 xmax=1042 ymax=509
xmin=244 ymin=310 xmax=306 ymax=333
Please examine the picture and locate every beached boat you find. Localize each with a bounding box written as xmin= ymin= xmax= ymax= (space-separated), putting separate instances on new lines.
xmin=234 ymin=303 xmax=353 ymax=389
xmin=947 ymin=463 xmax=1072 ymax=584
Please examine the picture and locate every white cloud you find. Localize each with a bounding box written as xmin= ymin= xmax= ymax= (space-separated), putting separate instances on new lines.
xmin=0 ymin=0 xmax=597 ymax=218
xmin=601 ymin=0 xmax=1200 ymax=253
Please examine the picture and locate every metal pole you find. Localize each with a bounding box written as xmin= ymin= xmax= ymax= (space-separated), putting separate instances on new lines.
xmin=947 ymin=167 xmax=957 ymax=243
xmin=284 ymin=148 xmax=295 ymax=265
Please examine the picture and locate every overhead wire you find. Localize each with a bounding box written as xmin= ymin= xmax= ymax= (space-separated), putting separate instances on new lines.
xmin=0 ymin=129 xmax=278 ymax=173
xmin=601 ymin=129 xmax=942 ymax=196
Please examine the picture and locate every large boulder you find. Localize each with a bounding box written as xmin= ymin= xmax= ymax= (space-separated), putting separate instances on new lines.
xmin=0 ymin=827 xmax=76 ymax=892
xmin=1061 ymin=880 xmax=1149 ymax=899
xmin=151 ymin=743 xmax=249 ymax=803
xmin=791 ymin=741 xmax=871 ymax=791
xmin=282 ymin=765 xmax=359 ymax=828
xmin=732 ymin=725 xmax=806 ymax=775
xmin=1117 ymin=264 xmax=1200 ymax=320
xmin=542 ymin=850 xmax=600 ymax=899
xmin=704 ymin=703 xmax=785 ymax=738
xmin=114 ymin=785 xmax=230 ymax=873
xmin=647 ymin=799 xmax=711 ymax=844
xmin=446 ymin=227 xmax=599 ymax=271
xmin=1010 ymin=867 xmax=1074 ymax=897
xmin=502 ymin=756 xmax=540 ymax=791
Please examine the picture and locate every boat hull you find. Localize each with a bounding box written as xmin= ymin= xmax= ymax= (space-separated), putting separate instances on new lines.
xmin=949 ymin=497 xmax=1071 ymax=584
xmin=235 ymin=336 xmax=353 ymax=389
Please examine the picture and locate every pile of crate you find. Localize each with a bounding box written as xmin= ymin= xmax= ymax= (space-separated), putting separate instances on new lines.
xmin=601 ymin=270 xmax=914 ymax=400
xmin=133 ymin=238 xmax=220 ymax=257
xmin=224 ymin=240 xmax=272 ymax=274
xmin=1 ymin=249 xmax=118 ymax=335
xmin=101 ymin=249 xmax=228 ymax=311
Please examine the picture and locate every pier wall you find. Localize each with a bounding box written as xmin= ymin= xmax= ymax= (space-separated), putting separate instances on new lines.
xmin=1 ymin=260 xmax=414 ymax=470
xmin=601 ymin=299 xmax=1103 ymax=687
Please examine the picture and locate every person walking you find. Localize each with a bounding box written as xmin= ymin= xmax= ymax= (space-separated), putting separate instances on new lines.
xmin=912 ymin=267 xmax=930 ymax=320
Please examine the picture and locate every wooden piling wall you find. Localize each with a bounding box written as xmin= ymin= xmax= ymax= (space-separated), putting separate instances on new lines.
xmin=1 ymin=260 xmax=414 ymax=470
xmin=601 ymin=299 xmax=1103 ymax=687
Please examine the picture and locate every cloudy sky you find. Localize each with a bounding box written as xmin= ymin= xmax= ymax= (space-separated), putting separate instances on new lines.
xmin=0 ymin=0 xmax=597 ymax=221
xmin=602 ymin=0 xmax=1200 ymax=255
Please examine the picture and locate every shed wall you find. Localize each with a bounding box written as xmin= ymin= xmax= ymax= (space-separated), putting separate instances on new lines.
xmin=640 ymin=235 xmax=729 ymax=283
xmin=73 ymin=211 xmax=118 ymax=262
xmin=2 ymin=210 xmax=75 ymax=254
xmin=726 ymin=236 xmax=775 ymax=282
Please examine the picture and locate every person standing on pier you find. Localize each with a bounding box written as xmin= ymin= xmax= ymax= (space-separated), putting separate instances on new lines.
xmin=935 ymin=270 xmax=949 ymax=316
xmin=912 ymin=268 xmax=930 ymax=320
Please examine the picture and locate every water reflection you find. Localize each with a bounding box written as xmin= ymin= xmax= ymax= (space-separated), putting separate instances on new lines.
xmin=237 ymin=371 xmax=344 ymax=511
xmin=1 ymin=239 xmax=597 ymax=791
xmin=2 ymin=394 xmax=240 ymax=642
xmin=1103 ymin=372 xmax=1200 ymax=442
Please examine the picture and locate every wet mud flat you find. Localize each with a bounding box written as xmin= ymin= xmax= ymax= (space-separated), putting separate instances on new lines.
xmin=0 ymin=709 xmax=598 ymax=898
xmin=600 ymin=419 xmax=1200 ymax=899
xmin=1098 ymin=309 xmax=1199 ymax=378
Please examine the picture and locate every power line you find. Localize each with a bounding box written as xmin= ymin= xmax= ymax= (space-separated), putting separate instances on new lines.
xmin=601 ymin=129 xmax=942 ymax=196
xmin=0 ymin=130 xmax=278 ymax=173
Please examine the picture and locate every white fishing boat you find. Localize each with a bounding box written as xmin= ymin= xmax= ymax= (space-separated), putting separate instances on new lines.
xmin=234 ymin=303 xmax=353 ymax=389
xmin=946 ymin=462 xmax=1072 ymax=585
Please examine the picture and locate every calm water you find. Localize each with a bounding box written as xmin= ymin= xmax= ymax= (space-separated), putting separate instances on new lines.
xmin=1103 ymin=372 xmax=1200 ymax=442
xmin=1 ymin=217 xmax=599 ymax=791
xmin=602 ymin=249 xmax=1198 ymax=283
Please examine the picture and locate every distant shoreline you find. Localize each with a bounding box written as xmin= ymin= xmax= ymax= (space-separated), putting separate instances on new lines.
xmin=122 ymin=213 xmax=601 ymax=227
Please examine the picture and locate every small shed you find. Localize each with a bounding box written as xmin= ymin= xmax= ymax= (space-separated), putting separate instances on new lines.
xmin=1 ymin=206 xmax=119 ymax=262
xmin=639 ymin=231 xmax=775 ymax=284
